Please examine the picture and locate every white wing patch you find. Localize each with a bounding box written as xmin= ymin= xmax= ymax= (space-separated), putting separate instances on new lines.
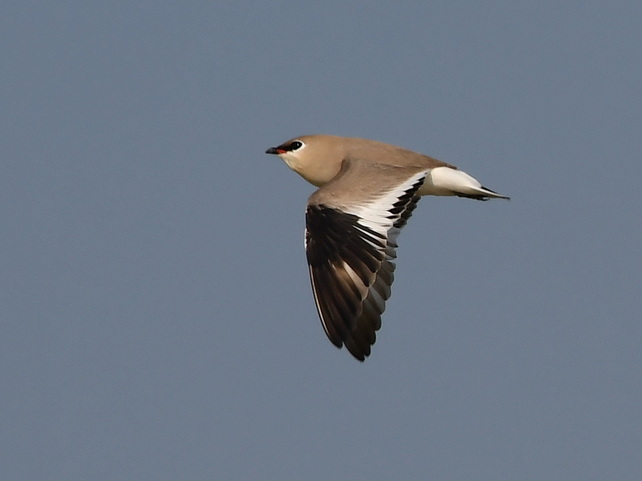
xmin=349 ymin=169 xmax=428 ymax=243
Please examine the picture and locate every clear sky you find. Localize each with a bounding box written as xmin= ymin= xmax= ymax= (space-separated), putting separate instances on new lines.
xmin=3 ymin=1 xmax=641 ymax=480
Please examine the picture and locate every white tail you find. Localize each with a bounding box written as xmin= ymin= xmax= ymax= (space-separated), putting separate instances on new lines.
xmin=424 ymin=167 xmax=510 ymax=200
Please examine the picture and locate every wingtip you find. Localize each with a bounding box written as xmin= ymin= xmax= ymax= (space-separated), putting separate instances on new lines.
xmin=479 ymin=186 xmax=510 ymax=201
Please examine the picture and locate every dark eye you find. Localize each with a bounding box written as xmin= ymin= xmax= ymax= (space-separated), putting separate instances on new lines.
xmin=289 ymin=141 xmax=303 ymax=151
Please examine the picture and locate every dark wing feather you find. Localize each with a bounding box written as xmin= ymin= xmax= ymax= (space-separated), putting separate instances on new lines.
xmin=305 ymin=166 xmax=426 ymax=361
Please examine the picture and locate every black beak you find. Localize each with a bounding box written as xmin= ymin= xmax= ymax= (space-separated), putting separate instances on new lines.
xmin=265 ymin=147 xmax=280 ymax=155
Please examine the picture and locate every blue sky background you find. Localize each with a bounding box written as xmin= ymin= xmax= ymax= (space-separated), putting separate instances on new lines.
xmin=3 ymin=2 xmax=641 ymax=480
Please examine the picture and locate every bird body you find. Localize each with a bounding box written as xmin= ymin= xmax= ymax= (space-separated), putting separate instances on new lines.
xmin=269 ymin=135 xmax=508 ymax=200
xmin=266 ymin=134 xmax=509 ymax=361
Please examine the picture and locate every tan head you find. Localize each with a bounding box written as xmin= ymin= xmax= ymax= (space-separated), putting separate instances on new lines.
xmin=265 ymin=135 xmax=352 ymax=187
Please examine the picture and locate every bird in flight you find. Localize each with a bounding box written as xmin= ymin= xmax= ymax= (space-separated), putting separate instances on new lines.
xmin=266 ymin=135 xmax=509 ymax=361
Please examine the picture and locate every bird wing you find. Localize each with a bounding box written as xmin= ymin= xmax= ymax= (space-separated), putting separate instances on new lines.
xmin=305 ymin=158 xmax=427 ymax=361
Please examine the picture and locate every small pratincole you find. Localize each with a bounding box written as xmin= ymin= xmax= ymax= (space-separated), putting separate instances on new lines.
xmin=266 ymin=134 xmax=509 ymax=361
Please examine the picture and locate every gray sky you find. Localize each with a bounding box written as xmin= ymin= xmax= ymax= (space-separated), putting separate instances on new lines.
xmin=3 ymin=1 xmax=641 ymax=480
